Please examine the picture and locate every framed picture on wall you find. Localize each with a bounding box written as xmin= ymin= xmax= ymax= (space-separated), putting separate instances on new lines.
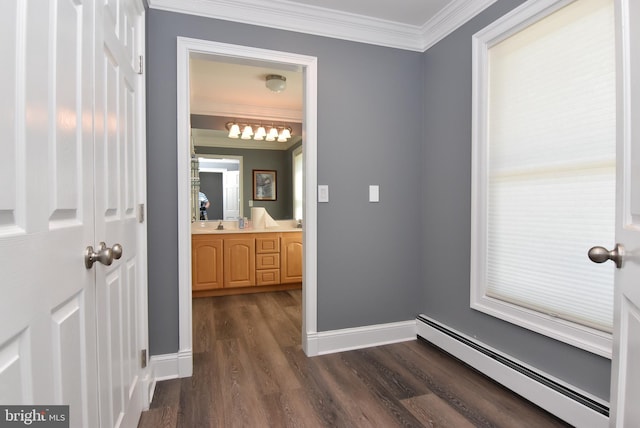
xmin=253 ymin=170 xmax=277 ymax=201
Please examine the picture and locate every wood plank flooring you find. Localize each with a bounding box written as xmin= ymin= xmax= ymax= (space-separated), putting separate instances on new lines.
xmin=138 ymin=291 xmax=571 ymax=427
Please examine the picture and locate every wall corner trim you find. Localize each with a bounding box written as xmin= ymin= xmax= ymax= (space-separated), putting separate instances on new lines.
xmin=315 ymin=320 xmax=417 ymax=356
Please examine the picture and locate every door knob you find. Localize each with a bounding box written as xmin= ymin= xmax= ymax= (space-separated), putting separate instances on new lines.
xmin=84 ymin=242 xmax=123 ymax=269
xmin=588 ymin=243 xmax=623 ymax=269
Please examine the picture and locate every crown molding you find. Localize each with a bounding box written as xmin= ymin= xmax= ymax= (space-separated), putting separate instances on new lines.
xmin=149 ymin=0 xmax=495 ymax=52
xmin=149 ymin=0 xmax=423 ymax=51
xmin=420 ymin=0 xmax=498 ymax=51
xmin=190 ymin=103 xmax=303 ymax=122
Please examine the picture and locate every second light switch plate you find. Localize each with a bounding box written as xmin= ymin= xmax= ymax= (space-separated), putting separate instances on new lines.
xmin=369 ymin=185 xmax=379 ymax=202
xmin=318 ymin=185 xmax=329 ymax=202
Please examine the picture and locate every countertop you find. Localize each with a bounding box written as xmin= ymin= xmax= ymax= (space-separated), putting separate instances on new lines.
xmin=191 ymin=220 xmax=302 ymax=235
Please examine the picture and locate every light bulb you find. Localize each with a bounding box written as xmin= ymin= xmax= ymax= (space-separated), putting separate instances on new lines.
xmin=241 ymin=125 xmax=253 ymax=140
xmin=254 ymin=126 xmax=266 ymax=140
xmin=266 ymin=127 xmax=278 ymax=141
xmin=228 ymin=123 xmax=240 ymax=138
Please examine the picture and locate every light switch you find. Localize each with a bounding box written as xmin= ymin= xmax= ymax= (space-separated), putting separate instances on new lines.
xmin=248 ymin=200 xmax=253 ymax=207
xmin=318 ymin=185 xmax=329 ymax=203
xmin=369 ymin=185 xmax=379 ymax=202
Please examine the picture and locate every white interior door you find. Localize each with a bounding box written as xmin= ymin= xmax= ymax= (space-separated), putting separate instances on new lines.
xmin=0 ymin=1 xmax=99 ymax=427
xmin=609 ymin=0 xmax=640 ymax=426
xmin=94 ymin=1 xmax=145 ymax=427
xmin=223 ymin=170 xmax=240 ymax=219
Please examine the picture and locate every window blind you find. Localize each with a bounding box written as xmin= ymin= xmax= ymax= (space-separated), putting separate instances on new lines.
xmin=485 ymin=0 xmax=615 ymax=332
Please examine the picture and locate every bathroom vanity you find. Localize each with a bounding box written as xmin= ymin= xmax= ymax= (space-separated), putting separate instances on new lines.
xmin=191 ymin=221 xmax=302 ymax=298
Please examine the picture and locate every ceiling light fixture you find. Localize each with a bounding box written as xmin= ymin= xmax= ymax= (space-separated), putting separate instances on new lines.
xmin=265 ymin=74 xmax=287 ymax=93
xmin=226 ymin=122 xmax=293 ymax=142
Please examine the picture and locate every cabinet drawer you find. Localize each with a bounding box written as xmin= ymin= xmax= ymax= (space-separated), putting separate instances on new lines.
xmin=256 ymin=234 xmax=280 ymax=254
xmin=256 ymin=253 xmax=280 ymax=269
xmin=256 ymin=269 xmax=280 ymax=286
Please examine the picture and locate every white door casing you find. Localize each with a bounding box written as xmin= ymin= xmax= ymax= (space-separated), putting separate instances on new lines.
xmin=95 ymin=1 xmax=146 ymax=427
xmin=610 ymin=0 xmax=640 ymax=426
xmin=176 ymin=39 xmax=319 ymax=377
xmin=0 ymin=1 xmax=146 ymax=428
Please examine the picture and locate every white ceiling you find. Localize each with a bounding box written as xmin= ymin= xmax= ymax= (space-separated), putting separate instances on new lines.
xmin=190 ymin=57 xmax=303 ymax=122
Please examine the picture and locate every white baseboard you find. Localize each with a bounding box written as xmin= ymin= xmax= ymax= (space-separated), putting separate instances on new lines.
xmin=416 ymin=315 xmax=609 ymax=428
xmin=308 ymin=320 xmax=417 ymax=356
xmin=149 ymin=348 xmax=193 ymax=382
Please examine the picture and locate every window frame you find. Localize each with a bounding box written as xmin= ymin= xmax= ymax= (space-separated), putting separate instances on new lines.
xmin=470 ymin=0 xmax=613 ymax=359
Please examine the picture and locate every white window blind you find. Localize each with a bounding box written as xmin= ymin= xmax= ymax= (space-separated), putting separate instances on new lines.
xmin=484 ymin=0 xmax=615 ymax=333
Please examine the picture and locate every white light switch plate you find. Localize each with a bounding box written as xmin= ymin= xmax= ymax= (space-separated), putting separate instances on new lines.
xmin=318 ymin=185 xmax=329 ymax=203
xmin=369 ymin=185 xmax=379 ymax=202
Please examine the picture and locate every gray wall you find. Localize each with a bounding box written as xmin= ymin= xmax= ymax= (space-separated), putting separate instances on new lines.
xmin=146 ymin=1 xmax=610 ymax=402
xmin=196 ymin=146 xmax=293 ymax=220
xmin=420 ymin=0 xmax=611 ymax=400
xmin=146 ymin=11 xmax=424 ymax=354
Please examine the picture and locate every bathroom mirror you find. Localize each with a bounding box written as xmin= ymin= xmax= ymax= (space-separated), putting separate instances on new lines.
xmin=193 ymin=141 xmax=302 ymax=221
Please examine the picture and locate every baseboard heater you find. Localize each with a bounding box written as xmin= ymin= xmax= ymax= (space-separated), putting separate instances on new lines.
xmin=416 ymin=315 xmax=609 ymax=425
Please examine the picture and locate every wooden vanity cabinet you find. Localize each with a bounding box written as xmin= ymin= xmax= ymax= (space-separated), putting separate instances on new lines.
xmin=281 ymin=232 xmax=303 ymax=283
xmin=192 ymin=231 xmax=302 ymax=296
xmin=191 ymin=235 xmax=224 ymax=291
xmin=223 ymin=236 xmax=256 ymax=288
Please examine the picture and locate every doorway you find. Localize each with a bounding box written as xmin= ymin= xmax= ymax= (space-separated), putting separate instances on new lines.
xmin=197 ymin=155 xmax=243 ymax=220
xmin=176 ymin=39 xmax=319 ymax=377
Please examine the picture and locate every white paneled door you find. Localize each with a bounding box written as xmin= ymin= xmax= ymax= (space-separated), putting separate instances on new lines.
xmin=94 ymin=1 xmax=146 ymax=427
xmin=610 ymin=0 xmax=640 ymax=426
xmin=0 ymin=1 xmax=145 ymax=428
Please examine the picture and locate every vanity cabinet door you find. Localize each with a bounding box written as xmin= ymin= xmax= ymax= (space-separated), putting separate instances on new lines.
xmin=281 ymin=232 xmax=303 ymax=284
xmin=224 ymin=236 xmax=256 ymax=288
xmin=192 ymin=235 xmax=224 ymax=291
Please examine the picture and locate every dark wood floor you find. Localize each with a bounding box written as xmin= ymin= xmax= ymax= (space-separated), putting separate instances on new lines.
xmin=138 ymin=290 xmax=571 ymax=427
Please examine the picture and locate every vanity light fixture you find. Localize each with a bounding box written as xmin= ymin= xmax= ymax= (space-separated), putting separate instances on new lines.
xmin=225 ymin=121 xmax=293 ymax=142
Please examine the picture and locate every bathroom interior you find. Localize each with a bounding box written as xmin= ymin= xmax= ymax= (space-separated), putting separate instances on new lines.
xmin=188 ymin=55 xmax=304 ymax=299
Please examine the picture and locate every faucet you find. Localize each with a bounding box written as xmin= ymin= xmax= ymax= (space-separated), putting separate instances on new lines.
xmin=216 ymin=221 xmax=224 ymax=230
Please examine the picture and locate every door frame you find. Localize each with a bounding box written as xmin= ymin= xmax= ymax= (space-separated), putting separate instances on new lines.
xmin=176 ymin=38 xmax=319 ymax=377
